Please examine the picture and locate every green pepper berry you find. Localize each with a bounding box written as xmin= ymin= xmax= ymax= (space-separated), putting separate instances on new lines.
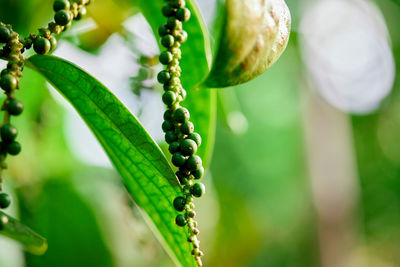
xmin=171 ymin=0 xmax=186 ymax=8
xmin=55 ymin=10 xmax=72 ymax=26
xmin=165 ymin=130 xmax=178 ymax=144
xmin=0 ymin=26 xmax=11 ymax=43
xmin=172 ymin=152 xmax=186 ymax=167
xmin=161 ymin=34 xmax=175 ymax=48
xmin=0 ymin=193 xmax=11 ymax=209
xmin=75 ymin=7 xmax=87 ymax=20
xmin=167 ymin=18 xmax=182 ymax=30
xmin=176 ymin=8 xmax=191 ymax=22
xmin=176 ymin=30 xmax=188 ymax=43
xmin=162 ymin=4 xmax=175 ymax=17
xmin=173 ymin=107 xmax=190 ymax=123
xmin=175 ymin=214 xmax=187 ymax=226
xmin=0 ymin=124 xmax=17 ymax=142
xmin=181 ymin=121 xmax=194 ymax=135
xmin=49 ymin=36 xmax=58 ymax=52
xmin=0 ymin=69 xmax=9 ymax=77
xmin=190 ymin=183 xmax=205 ymax=198
xmin=180 ymin=139 xmax=197 ymax=156
xmin=164 ymin=110 xmax=173 ymax=121
xmin=157 ymin=70 xmax=171 ymax=84
xmin=158 ymin=24 xmax=169 ymax=36
xmin=0 ymin=74 xmax=17 ymax=92
xmin=162 ymin=120 xmax=173 ymax=132
xmin=33 ymin=37 xmax=51 ymax=55
xmin=168 ymin=141 xmax=180 ymax=154
xmin=162 ymin=91 xmax=177 ymax=106
xmin=176 ymin=170 xmax=187 ymax=184
xmin=186 ymin=155 xmax=202 ymax=171
xmin=53 ymin=0 xmax=70 ymax=11
xmin=6 ymin=99 xmax=24 ymax=116
xmin=192 ymin=166 xmax=204 ymax=180
xmin=7 ymin=141 xmax=21 ymax=156
xmin=173 ymin=196 xmax=186 ymax=212
xmin=188 ymin=210 xmax=196 ymax=218
xmin=159 ymin=51 xmax=173 ymax=65
xmin=188 ymin=132 xmax=201 ymax=146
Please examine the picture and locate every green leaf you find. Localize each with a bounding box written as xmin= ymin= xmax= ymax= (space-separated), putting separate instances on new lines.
xmin=134 ymin=0 xmax=212 ymax=89
xmin=205 ymin=0 xmax=291 ymax=87
xmin=0 ymin=211 xmax=47 ymax=255
xmin=27 ymin=55 xmax=196 ymax=267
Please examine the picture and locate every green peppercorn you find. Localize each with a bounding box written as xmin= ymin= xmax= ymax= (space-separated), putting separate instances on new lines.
xmin=168 ymin=141 xmax=180 ymax=154
xmin=165 ymin=130 xmax=178 ymax=144
xmin=7 ymin=141 xmax=21 ymax=155
xmin=162 ymin=4 xmax=175 ymax=17
xmin=176 ymin=8 xmax=191 ymax=22
xmin=162 ymin=91 xmax=177 ymax=106
xmin=157 ymin=70 xmax=171 ymax=84
xmin=158 ymin=24 xmax=169 ymax=36
xmin=180 ymin=88 xmax=187 ymax=100
xmin=49 ymin=36 xmax=58 ymax=52
xmin=167 ymin=17 xmax=182 ymax=30
xmin=0 ymin=74 xmax=17 ymax=92
xmin=55 ymin=10 xmax=72 ymax=26
xmin=186 ymin=155 xmax=202 ymax=171
xmin=176 ymin=170 xmax=187 ymax=184
xmin=176 ymin=30 xmax=188 ymax=43
xmin=0 ymin=124 xmax=17 ymax=142
xmin=159 ymin=51 xmax=173 ymax=65
xmin=190 ymin=183 xmax=205 ymax=198
xmin=171 ymin=0 xmax=186 ymax=8
xmin=161 ymin=34 xmax=175 ymax=48
xmin=173 ymin=107 xmax=190 ymax=123
xmin=0 ymin=26 xmax=11 ymax=43
xmin=173 ymin=196 xmax=186 ymax=212
xmin=164 ymin=110 xmax=174 ymax=121
xmin=53 ymin=0 xmax=70 ymax=11
xmin=75 ymin=7 xmax=87 ymax=20
xmin=0 ymin=69 xmax=9 ymax=77
xmin=6 ymin=99 xmax=23 ymax=116
xmin=180 ymin=139 xmax=197 ymax=156
xmin=172 ymin=152 xmax=186 ymax=167
xmin=181 ymin=121 xmax=194 ymax=135
xmin=188 ymin=132 xmax=201 ymax=146
xmin=192 ymin=166 xmax=204 ymax=180
xmin=162 ymin=120 xmax=173 ymax=132
xmin=175 ymin=214 xmax=187 ymax=226
xmin=0 ymin=193 xmax=11 ymax=209
xmin=0 ymin=215 xmax=7 ymax=230
xmin=188 ymin=210 xmax=196 ymax=218
xmin=33 ymin=37 xmax=51 ymax=55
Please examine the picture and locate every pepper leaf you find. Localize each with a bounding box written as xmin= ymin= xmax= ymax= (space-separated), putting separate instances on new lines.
xmin=26 ymin=55 xmax=197 ymax=267
xmin=205 ymin=0 xmax=291 ymax=87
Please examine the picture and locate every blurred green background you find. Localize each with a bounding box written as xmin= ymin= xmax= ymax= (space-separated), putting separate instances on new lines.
xmin=1 ymin=0 xmax=400 ymax=266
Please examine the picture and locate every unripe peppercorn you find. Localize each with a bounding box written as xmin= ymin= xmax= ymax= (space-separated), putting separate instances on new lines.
xmin=172 ymin=152 xmax=186 ymax=167
xmin=186 ymin=155 xmax=202 ymax=171
xmin=165 ymin=130 xmax=178 ymax=144
xmin=164 ymin=110 xmax=174 ymax=121
xmin=0 ymin=26 xmax=11 ymax=43
xmin=180 ymin=121 xmax=194 ymax=135
xmin=173 ymin=196 xmax=186 ymax=212
xmin=168 ymin=141 xmax=180 ymax=154
xmin=0 ymin=74 xmax=17 ymax=92
xmin=158 ymin=24 xmax=169 ymax=36
xmin=0 ymin=69 xmax=9 ymax=76
xmin=159 ymin=51 xmax=173 ymax=65
xmin=162 ymin=91 xmax=177 ymax=106
xmin=176 ymin=8 xmax=191 ymax=22
xmin=171 ymin=0 xmax=186 ymax=8
xmin=176 ymin=30 xmax=188 ymax=43
xmin=180 ymin=139 xmax=197 ymax=156
xmin=162 ymin=4 xmax=175 ymax=17
xmin=157 ymin=70 xmax=171 ymax=84
xmin=161 ymin=34 xmax=175 ymax=47
xmin=7 ymin=141 xmax=21 ymax=156
xmin=53 ymin=0 xmax=70 ymax=12
xmin=0 ymin=193 xmax=11 ymax=209
xmin=175 ymin=214 xmax=187 ymax=226
xmin=173 ymin=107 xmax=190 ymax=123
xmin=192 ymin=166 xmax=204 ymax=180
xmin=55 ymin=10 xmax=72 ymax=26
xmin=191 ymin=183 xmax=205 ymax=198
xmin=49 ymin=36 xmax=58 ymax=52
xmin=0 ymin=124 xmax=17 ymax=142
xmin=6 ymin=99 xmax=24 ymax=116
xmin=188 ymin=132 xmax=202 ymax=146
xmin=75 ymin=7 xmax=87 ymax=20
xmin=167 ymin=18 xmax=182 ymax=30
xmin=162 ymin=120 xmax=174 ymax=132
xmin=33 ymin=37 xmax=51 ymax=55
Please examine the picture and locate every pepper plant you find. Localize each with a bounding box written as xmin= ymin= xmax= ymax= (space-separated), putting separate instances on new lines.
xmin=0 ymin=0 xmax=291 ymax=266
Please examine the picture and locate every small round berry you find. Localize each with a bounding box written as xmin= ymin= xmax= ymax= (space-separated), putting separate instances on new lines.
xmin=176 ymin=8 xmax=191 ymax=22
xmin=164 ymin=110 xmax=173 ymax=121
xmin=0 ymin=69 xmax=9 ymax=77
xmin=188 ymin=132 xmax=201 ymax=146
xmin=162 ymin=4 xmax=175 ymax=17
xmin=0 ymin=193 xmax=11 ymax=209
xmin=7 ymin=141 xmax=21 ymax=156
xmin=167 ymin=18 xmax=182 ymax=29
xmin=0 ymin=74 xmax=17 ymax=92
xmin=173 ymin=107 xmax=190 ymax=123
xmin=0 ymin=124 xmax=17 ymax=142
xmin=161 ymin=34 xmax=175 ymax=47
xmin=190 ymin=183 xmax=205 ymax=198
xmin=165 ymin=130 xmax=178 ymax=144
xmin=162 ymin=120 xmax=173 ymax=132
xmin=55 ymin=10 xmax=72 ymax=26
xmin=33 ymin=37 xmax=51 ymax=55
xmin=157 ymin=70 xmax=171 ymax=84
xmin=0 ymin=26 xmax=11 ymax=43
xmin=192 ymin=166 xmax=204 ymax=180
xmin=188 ymin=210 xmax=196 ymax=218
xmin=186 ymin=155 xmax=202 ymax=171
xmin=75 ymin=7 xmax=87 ymax=20
xmin=171 ymin=0 xmax=186 ymax=8
xmin=6 ymin=99 xmax=24 ymax=116
xmin=180 ymin=139 xmax=197 ymax=156
xmin=162 ymin=91 xmax=177 ymax=106
xmin=49 ymin=36 xmax=58 ymax=52
xmin=176 ymin=170 xmax=187 ymax=184
xmin=176 ymin=30 xmax=188 ymax=43
xmin=0 ymin=215 xmax=8 ymax=230
xmin=168 ymin=141 xmax=180 ymax=154
xmin=159 ymin=51 xmax=173 ymax=65
xmin=181 ymin=121 xmax=194 ymax=135
xmin=158 ymin=24 xmax=169 ymax=36
xmin=173 ymin=196 xmax=186 ymax=212
xmin=175 ymin=214 xmax=187 ymax=226
xmin=172 ymin=152 xmax=186 ymax=167
xmin=53 ymin=0 xmax=70 ymax=11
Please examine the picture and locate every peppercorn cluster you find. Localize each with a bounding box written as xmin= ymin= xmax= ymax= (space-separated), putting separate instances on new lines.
xmin=157 ymin=1 xmax=204 ymax=266
xmin=0 ymin=0 xmax=90 ymax=213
